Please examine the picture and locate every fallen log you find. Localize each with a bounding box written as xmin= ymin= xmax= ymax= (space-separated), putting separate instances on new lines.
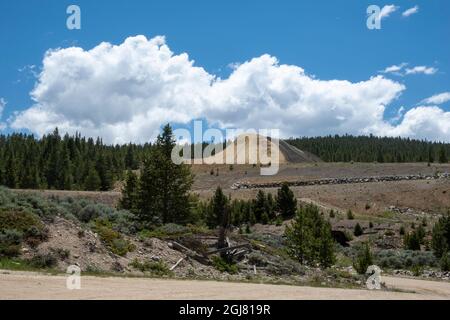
xmin=170 ymin=257 xmax=186 ymax=271
xmin=206 ymin=244 xmax=251 ymax=256
xmin=168 ymin=241 xmax=210 ymax=264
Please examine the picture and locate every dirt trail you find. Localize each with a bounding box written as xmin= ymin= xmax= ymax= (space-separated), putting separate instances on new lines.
xmin=1 ymin=271 xmax=449 ymax=300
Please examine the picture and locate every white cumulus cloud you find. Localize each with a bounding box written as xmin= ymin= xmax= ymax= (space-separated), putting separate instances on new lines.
xmin=9 ymin=35 xmax=450 ymax=143
xmin=402 ymin=6 xmax=419 ymax=17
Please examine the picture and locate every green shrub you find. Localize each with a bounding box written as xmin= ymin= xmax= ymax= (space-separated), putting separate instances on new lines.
xmin=93 ymin=220 xmax=135 ymax=256
xmin=49 ymin=247 xmax=70 ymax=260
xmin=432 ymin=212 xmax=450 ymax=258
xmin=129 ymin=259 xmax=172 ymax=276
xmin=29 ymin=253 xmax=57 ymax=269
xmin=0 ymin=229 xmax=23 ymax=257
xmin=0 ymin=209 xmax=47 ymax=248
xmin=354 ymin=223 xmax=363 ymax=237
xmin=353 ymin=243 xmax=373 ymax=274
xmin=346 ymin=210 xmax=354 ymax=220
xmin=440 ymin=253 xmax=450 ymax=272
xmin=211 ymin=256 xmax=238 ymax=274
xmin=374 ymin=250 xmax=437 ymax=269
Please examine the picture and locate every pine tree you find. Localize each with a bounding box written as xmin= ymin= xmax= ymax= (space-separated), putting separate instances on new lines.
xmin=265 ymin=193 xmax=276 ymax=220
xmin=84 ymin=164 xmax=101 ymax=191
xmin=276 ymin=183 xmax=297 ymax=218
xmin=432 ymin=212 xmax=450 ymax=258
xmin=207 ymin=186 xmax=229 ymax=229
xmin=354 ymin=223 xmax=363 ymax=236
xmin=428 ymin=146 xmax=435 ymax=163
xmin=319 ymin=221 xmax=336 ymax=268
xmin=119 ymin=170 xmax=139 ymax=211
xmin=136 ymin=124 xmax=193 ymax=225
xmin=438 ymin=146 xmax=448 ymax=163
xmin=5 ymin=154 xmax=18 ymax=188
xmin=353 ymin=243 xmax=373 ymax=274
xmin=284 ymin=204 xmax=335 ymax=268
xmin=253 ymin=190 xmax=267 ymax=222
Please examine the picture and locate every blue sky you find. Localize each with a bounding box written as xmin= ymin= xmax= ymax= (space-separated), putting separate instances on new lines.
xmin=0 ymin=0 xmax=449 ymax=143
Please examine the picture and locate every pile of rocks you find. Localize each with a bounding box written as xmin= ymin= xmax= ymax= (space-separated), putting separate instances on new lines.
xmin=231 ymin=173 xmax=450 ymax=190
xmin=393 ymin=269 xmax=450 ymax=281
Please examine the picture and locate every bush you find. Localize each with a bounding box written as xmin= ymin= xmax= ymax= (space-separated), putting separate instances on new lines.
xmin=440 ymin=253 xmax=450 ymax=272
xmin=129 ymin=259 xmax=172 ymax=276
xmin=432 ymin=212 xmax=450 ymax=258
xmin=0 ymin=209 xmax=47 ymax=247
xmin=346 ymin=210 xmax=354 ymax=220
xmin=29 ymin=253 xmax=57 ymax=269
xmin=404 ymin=226 xmax=425 ymax=251
xmin=211 ymin=256 xmax=239 ymax=274
xmin=354 ymin=223 xmax=363 ymax=237
xmin=329 ymin=210 xmax=335 ymax=218
xmin=49 ymin=247 xmax=70 ymax=260
xmin=93 ymin=220 xmax=135 ymax=256
xmin=374 ymin=250 xmax=437 ymax=269
xmin=0 ymin=229 xmax=23 ymax=257
xmin=353 ymin=243 xmax=373 ymax=274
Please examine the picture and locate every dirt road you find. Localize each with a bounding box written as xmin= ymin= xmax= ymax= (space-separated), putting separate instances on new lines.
xmin=1 ymin=271 xmax=449 ymax=300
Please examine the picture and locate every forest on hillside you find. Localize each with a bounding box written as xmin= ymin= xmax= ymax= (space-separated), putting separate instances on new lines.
xmin=0 ymin=129 xmax=449 ymax=191
xmin=287 ymin=135 xmax=450 ymax=163
xmin=0 ymin=129 xmax=150 ymax=191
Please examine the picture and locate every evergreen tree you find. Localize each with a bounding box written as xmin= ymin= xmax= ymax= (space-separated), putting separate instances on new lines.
xmin=353 ymin=243 xmax=373 ymax=274
xmin=207 ymin=186 xmax=229 ymax=229
xmin=432 ymin=212 xmax=450 ymax=258
xmin=354 ymin=223 xmax=363 ymax=236
xmin=119 ymin=170 xmax=139 ymax=211
xmin=438 ymin=146 xmax=448 ymax=163
xmin=284 ymin=204 xmax=335 ymax=267
xmin=276 ymin=183 xmax=297 ymax=218
xmin=84 ymin=165 xmax=101 ymax=191
xmin=136 ymin=124 xmax=193 ymax=225
xmin=4 ymin=154 xmax=18 ymax=189
xmin=319 ymin=221 xmax=336 ymax=268
xmin=253 ymin=190 xmax=267 ymax=222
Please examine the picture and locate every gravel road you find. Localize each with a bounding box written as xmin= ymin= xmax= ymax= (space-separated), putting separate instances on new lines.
xmin=1 ymin=271 xmax=449 ymax=300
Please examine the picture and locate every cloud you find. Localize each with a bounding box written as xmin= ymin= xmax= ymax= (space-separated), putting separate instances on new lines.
xmin=405 ymin=66 xmax=438 ymax=75
xmin=402 ymin=6 xmax=419 ymax=17
xmin=380 ymin=5 xmax=399 ymax=20
xmin=380 ymin=63 xmax=438 ymax=76
xmin=9 ymin=35 xmax=450 ymax=143
xmin=376 ymin=106 xmax=450 ymax=142
xmin=421 ymin=92 xmax=450 ymax=105
xmin=380 ymin=63 xmax=408 ymax=75
xmin=0 ymin=98 xmax=6 ymax=130
xmin=0 ymin=98 xmax=5 ymax=118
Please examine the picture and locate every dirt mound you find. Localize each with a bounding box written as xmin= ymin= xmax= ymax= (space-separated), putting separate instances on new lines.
xmin=202 ymin=134 xmax=321 ymax=165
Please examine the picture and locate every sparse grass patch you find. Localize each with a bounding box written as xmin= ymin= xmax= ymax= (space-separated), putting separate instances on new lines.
xmin=129 ymin=259 xmax=173 ymax=276
xmin=93 ymin=219 xmax=135 ymax=256
xmin=211 ymin=256 xmax=239 ymax=274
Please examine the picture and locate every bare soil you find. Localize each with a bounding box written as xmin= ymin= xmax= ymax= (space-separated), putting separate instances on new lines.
xmin=1 ymin=271 xmax=449 ymax=300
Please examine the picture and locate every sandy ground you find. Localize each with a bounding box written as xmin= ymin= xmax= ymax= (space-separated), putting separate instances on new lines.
xmin=1 ymin=271 xmax=449 ymax=300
